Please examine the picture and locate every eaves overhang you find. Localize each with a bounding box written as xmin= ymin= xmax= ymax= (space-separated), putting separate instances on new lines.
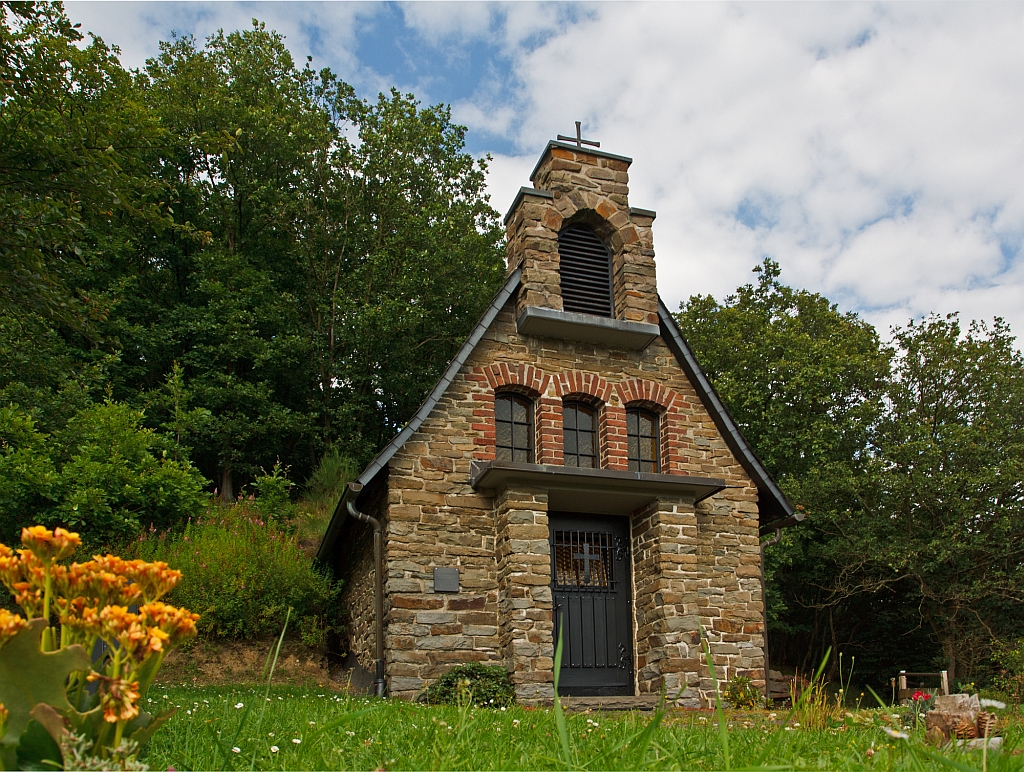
xmin=316 ymin=269 xmax=523 ymax=562
xmin=470 ymin=460 xmax=728 ymax=516
xmin=656 ymin=297 xmax=795 ymax=526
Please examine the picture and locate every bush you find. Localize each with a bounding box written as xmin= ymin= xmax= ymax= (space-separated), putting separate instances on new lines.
xmin=721 ymin=675 xmax=766 ymax=709
xmin=421 ymin=664 xmax=516 ymax=707
xmin=0 ymin=402 xmax=207 ymax=547
xmin=134 ymin=502 xmax=340 ymax=644
xmin=992 ymin=638 xmax=1024 ymax=704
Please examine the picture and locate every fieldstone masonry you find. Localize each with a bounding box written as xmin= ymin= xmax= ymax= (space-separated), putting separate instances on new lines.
xmin=330 ymin=140 xmax=776 ymax=705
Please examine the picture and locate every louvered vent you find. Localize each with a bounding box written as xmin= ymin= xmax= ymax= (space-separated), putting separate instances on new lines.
xmin=558 ymin=225 xmax=613 ymax=317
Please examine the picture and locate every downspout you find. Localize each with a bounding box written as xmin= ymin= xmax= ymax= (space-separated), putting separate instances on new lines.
xmin=346 ymin=495 xmax=387 ymax=698
xmin=759 ymin=528 xmax=782 ymax=701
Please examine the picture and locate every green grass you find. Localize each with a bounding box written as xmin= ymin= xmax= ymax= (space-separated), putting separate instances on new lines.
xmin=140 ymin=685 xmax=1024 ymax=771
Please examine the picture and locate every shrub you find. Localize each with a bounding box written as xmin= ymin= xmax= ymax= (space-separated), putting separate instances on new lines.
xmin=0 ymin=402 xmax=207 ymax=547
xmin=253 ymin=461 xmax=297 ymax=524
xmin=721 ymin=675 xmax=765 ymax=710
xmin=992 ymin=638 xmax=1024 ymax=704
xmin=421 ymin=664 xmax=516 ymax=707
xmin=134 ymin=502 xmax=340 ymax=644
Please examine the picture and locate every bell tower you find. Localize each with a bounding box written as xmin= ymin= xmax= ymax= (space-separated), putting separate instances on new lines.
xmin=503 ymin=126 xmax=660 ymax=349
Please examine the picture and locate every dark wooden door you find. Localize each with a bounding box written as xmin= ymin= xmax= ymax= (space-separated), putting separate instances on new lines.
xmin=550 ymin=513 xmax=634 ymax=696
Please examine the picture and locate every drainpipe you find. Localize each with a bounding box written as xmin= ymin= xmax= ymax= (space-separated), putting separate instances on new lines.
xmin=759 ymin=528 xmax=782 ymax=702
xmin=345 ymin=490 xmax=387 ymax=698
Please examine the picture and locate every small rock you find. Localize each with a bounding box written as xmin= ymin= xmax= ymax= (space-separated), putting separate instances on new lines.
xmin=959 ymin=737 xmax=1002 ymax=750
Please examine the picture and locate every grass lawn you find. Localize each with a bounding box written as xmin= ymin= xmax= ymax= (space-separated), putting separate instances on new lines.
xmin=140 ymin=685 xmax=1023 ymax=771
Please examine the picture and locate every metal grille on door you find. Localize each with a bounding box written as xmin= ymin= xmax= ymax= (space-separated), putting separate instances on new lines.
xmin=553 ymin=531 xmax=614 ymax=589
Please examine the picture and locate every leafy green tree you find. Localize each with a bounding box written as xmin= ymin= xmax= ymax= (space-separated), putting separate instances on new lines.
xmin=679 ymin=264 xmax=1024 ymax=684
xmin=103 ymin=22 xmax=503 ymax=495
xmin=675 ymin=260 xmax=908 ymax=682
xmin=298 ymin=89 xmax=505 ymax=461
xmin=849 ymin=315 xmax=1024 ymax=679
xmin=0 ymin=2 xmax=187 ymax=332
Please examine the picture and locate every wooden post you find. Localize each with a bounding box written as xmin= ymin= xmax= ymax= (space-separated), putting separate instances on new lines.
xmin=940 ymin=670 xmax=950 ymax=695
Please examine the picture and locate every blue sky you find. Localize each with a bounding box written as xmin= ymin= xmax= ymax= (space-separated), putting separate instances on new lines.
xmin=67 ymin=2 xmax=1024 ymax=337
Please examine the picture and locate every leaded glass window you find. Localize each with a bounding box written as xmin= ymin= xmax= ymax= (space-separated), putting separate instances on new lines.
xmin=495 ymin=392 xmax=534 ymax=462
xmin=626 ymin=408 xmax=659 ymax=473
xmin=563 ymin=402 xmax=598 ymax=468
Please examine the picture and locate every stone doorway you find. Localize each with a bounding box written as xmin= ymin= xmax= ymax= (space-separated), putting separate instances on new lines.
xmin=549 ymin=512 xmax=634 ymax=696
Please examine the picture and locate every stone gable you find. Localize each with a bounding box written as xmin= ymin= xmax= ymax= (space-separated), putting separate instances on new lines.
xmin=336 ymin=296 xmax=765 ymax=703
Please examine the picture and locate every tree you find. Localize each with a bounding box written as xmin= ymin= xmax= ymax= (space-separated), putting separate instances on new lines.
xmin=849 ymin=315 xmax=1024 ymax=679
xmin=0 ymin=2 xmax=187 ymax=333
xmin=101 ymin=22 xmax=504 ymax=494
xmin=678 ymin=263 xmax=1024 ymax=684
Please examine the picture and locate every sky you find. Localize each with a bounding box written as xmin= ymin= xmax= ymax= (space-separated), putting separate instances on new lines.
xmin=66 ymin=1 xmax=1024 ymax=339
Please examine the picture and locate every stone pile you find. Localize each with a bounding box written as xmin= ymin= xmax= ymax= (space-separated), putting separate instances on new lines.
xmin=924 ymin=694 xmax=1001 ymax=743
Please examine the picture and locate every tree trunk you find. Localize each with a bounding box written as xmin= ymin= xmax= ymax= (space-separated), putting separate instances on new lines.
xmin=220 ymin=467 xmax=234 ymax=502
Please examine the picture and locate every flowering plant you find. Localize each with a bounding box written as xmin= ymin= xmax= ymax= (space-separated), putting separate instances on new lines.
xmin=907 ymin=689 xmax=935 ymax=726
xmin=0 ymin=525 xmax=199 ymax=769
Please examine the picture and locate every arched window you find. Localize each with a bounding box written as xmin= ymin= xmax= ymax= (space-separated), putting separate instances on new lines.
xmin=558 ymin=224 xmax=613 ymax=318
xmin=626 ymin=407 xmax=659 ymax=473
xmin=562 ymin=401 xmax=598 ymax=468
xmin=495 ymin=392 xmax=534 ymax=463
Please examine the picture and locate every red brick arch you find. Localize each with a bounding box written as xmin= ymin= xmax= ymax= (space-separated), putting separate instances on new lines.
xmin=480 ymin=363 xmax=550 ymax=398
xmin=552 ymin=371 xmax=612 ymax=404
xmin=614 ymin=378 xmax=680 ymax=412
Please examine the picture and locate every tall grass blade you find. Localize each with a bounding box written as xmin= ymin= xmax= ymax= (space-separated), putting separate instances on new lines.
xmin=552 ymin=623 xmax=574 ymax=769
xmin=249 ymin=606 xmax=291 ymax=771
xmin=912 ymin=745 xmax=983 ymax=772
xmin=752 ymin=647 xmax=832 ymax=768
xmin=701 ymin=636 xmax=731 ymax=771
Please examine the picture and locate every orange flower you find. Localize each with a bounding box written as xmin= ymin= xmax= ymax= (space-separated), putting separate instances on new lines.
xmin=86 ymin=673 xmax=140 ymax=723
xmin=139 ymin=601 xmax=200 ymax=648
xmin=123 ymin=559 xmax=182 ymax=603
xmin=0 ymin=543 xmax=27 ymax=593
xmin=58 ymin=561 xmax=140 ymax=608
xmin=12 ymin=581 xmax=42 ymax=618
xmin=0 ymin=608 xmax=29 ymax=646
xmin=20 ymin=526 xmax=78 ymax=563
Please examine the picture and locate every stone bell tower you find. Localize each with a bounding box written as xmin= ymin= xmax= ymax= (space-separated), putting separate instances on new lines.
xmin=502 ymin=132 xmax=661 ymax=347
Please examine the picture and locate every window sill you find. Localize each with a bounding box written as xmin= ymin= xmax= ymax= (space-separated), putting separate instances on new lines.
xmin=516 ymin=307 xmax=659 ymax=349
xmin=469 ymin=460 xmax=728 ymax=515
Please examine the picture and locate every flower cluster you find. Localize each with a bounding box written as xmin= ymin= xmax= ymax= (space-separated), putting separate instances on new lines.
xmin=911 ymin=690 xmax=932 ymax=701
xmin=87 ymin=673 xmax=142 ymax=724
xmin=0 ymin=526 xmax=200 ymax=736
xmin=0 ymin=607 xmax=29 ymax=645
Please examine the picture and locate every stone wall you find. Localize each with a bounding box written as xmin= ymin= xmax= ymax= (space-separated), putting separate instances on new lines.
xmin=494 ymin=487 xmax=554 ymax=701
xmin=337 ymin=140 xmax=766 ymax=703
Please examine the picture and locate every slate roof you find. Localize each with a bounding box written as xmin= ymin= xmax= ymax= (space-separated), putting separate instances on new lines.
xmin=317 ymin=269 xmax=794 ymax=560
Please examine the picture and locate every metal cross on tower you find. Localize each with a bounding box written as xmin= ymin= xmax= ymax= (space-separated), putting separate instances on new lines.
xmin=557 ymin=121 xmax=600 ymax=149
xmin=573 ymin=542 xmax=602 ymax=583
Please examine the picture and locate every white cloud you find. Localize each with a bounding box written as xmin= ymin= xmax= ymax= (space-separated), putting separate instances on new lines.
xmin=66 ymin=2 xmax=377 ymax=85
xmin=478 ymin=2 xmax=1024 ymax=338
xmin=64 ymin=1 xmax=1024 ymax=340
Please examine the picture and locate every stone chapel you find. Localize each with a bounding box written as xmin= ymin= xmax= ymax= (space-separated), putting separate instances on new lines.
xmin=317 ymin=136 xmax=798 ymax=705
